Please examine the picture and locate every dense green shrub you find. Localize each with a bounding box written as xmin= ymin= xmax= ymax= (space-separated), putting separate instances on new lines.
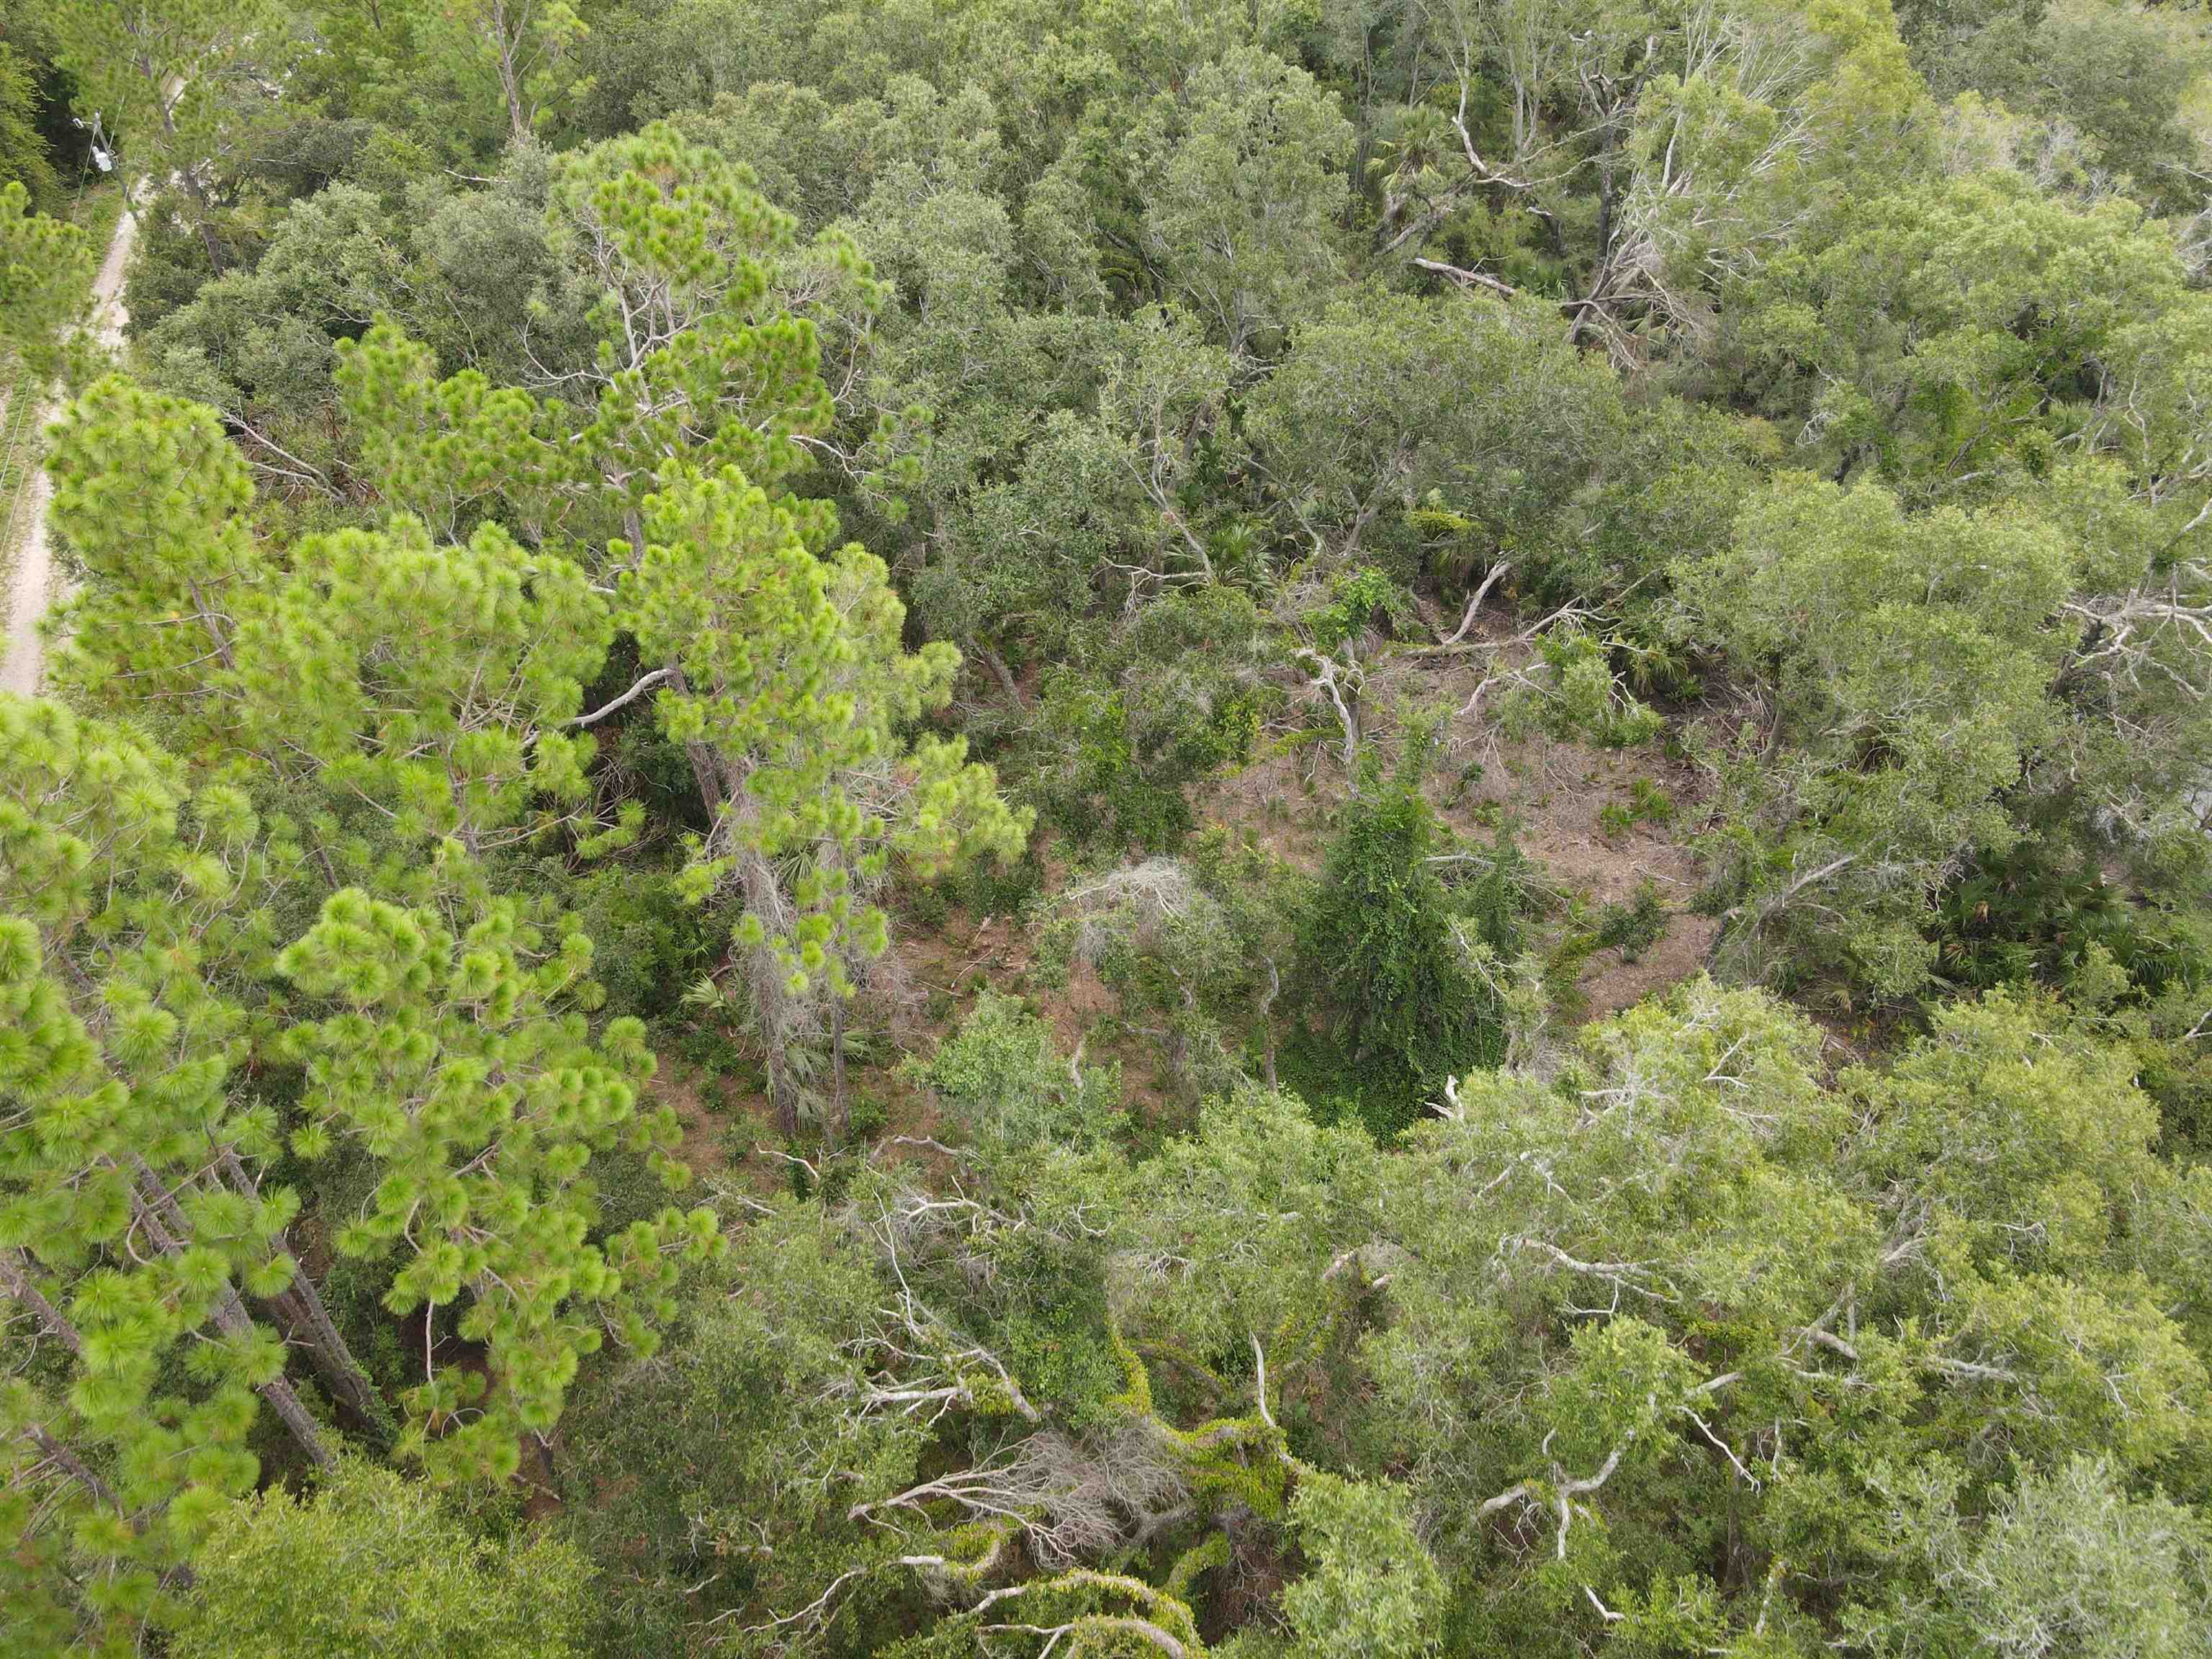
xmin=1292 ymin=749 xmax=1514 ymax=1134
xmin=559 ymin=863 xmax=716 ymax=1024
xmin=1026 ymin=588 xmax=1279 ymax=851
xmin=906 ymin=991 xmax=1125 ymax=1150
xmin=168 ymin=1461 xmax=592 ymax=1659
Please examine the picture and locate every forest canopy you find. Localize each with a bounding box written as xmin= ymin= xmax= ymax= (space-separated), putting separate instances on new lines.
xmin=6 ymin=0 xmax=2212 ymax=1655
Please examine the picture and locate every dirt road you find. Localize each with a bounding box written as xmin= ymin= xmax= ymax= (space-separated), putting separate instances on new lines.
xmin=0 ymin=199 xmax=138 ymax=697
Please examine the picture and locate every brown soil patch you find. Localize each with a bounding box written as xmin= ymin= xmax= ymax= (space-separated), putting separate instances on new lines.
xmin=1190 ymin=737 xmax=1352 ymax=877
xmin=1195 ymin=623 xmax=1721 ymax=1025
xmin=884 ymin=847 xmax=1179 ymax=1123
xmin=1576 ymin=912 xmax=1722 ymax=1019
xmin=649 ymin=1055 xmax=739 ymax=1181
xmin=1431 ymin=716 xmax=1715 ymax=1020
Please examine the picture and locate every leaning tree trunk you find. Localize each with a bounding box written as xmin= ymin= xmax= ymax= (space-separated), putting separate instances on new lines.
xmin=127 ymin=1164 xmax=334 ymax=1470
xmin=215 ymin=1151 xmax=387 ymax=1434
xmin=762 ymin=1012 xmax=802 ymax=1141
xmin=669 ymin=665 xmax=730 ymax=820
xmin=151 ymin=88 xmax=228 ymax=277
xmin=1 ymin=1255 xmax=129 ymax=1511
xmin=262 ymin=1277 xmax=387 ymax=1436
xmin=827 ymin=996 xmax=849 ymax=1141
xmin=667 ymin=675 xmax=813 ymax=1142
xmin=492 ymin=0 xmax=533 ymax=146
xmin=21 ymin=1419 xmax=121 ymax=1513
xmin=7 ymin=1249 xmax=199 ymax=1580
xmin=0 ymin=1247 xmax=78 ymax=1356
xmin=729 ymin=811 xmax=807 ymax=1142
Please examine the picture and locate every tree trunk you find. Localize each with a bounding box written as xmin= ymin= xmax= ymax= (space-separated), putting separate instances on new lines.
xmin=264 ymin=1277 xmax=387 ymax=1435
xmin=23 ymin=1420 xmax=120 ymax=1513
xmin=127 ymin=1166 xmax=335 ymax=1470
xmin=766 ymin=1047 xmax=801 ymax=1142
xmin=150 ymin=75 xmax=228 ymax=278
xmin=4 ymin=1258 xmax=169 ymax=1554
xmin=727 ymin=817 xmax=808 ymax=1143
xmin=189 ymin=202 xmax=226 ymax=277
xmin=1566 ymin=40 xmax=1654 ymax=349
xmin=0 ymin=1247 xmax=80 ymax=1355
xmin=685 ymin=737 xmax=728 ymax=818
xmin=973 ymin=639 xmax=1025 ymax=709
xmin=493 ymin=0 xmax=532 ymax=145
xmin=216 ymin=1151 xmax=387 ymax=1434
xmin=659 ymin=660 xmax=729 ymax=822
xmin=828 ymin=996 xmax=850 ymax=1141
xmin=1258 ymin=961 xmax=1281 ymax=1092
xmin=225 ymin=1312 xmax=336 ymax=1469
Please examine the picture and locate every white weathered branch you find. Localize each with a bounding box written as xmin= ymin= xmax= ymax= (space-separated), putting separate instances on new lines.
xmin=568 ymin=667 xmax=672 ymax=728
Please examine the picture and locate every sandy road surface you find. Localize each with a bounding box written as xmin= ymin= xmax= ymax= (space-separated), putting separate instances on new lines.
xmin=0 ymin=199 xmax=138 ymax=697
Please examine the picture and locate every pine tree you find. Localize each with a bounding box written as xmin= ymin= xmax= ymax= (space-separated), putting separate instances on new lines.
xmin=275 ymin=884 xmax=722 ymax=1483
xmin=0 ymin=696 xmax=339 ymax=1649
xmin=332 ymin=120 xmax=863 ymax=557
xmin=46 ymin=0 xmax=282 ymax=273
xmin=328 ymin=126 xmax=1025 ymax=1138
xmin=40 ymin=377 xmax=262 ymax=745
xmin=0 ymin=180 xmax=90 ymax=374
xmin=45 ymin=376 xmax=631 ymax=866
xmin=625 ymin=464 xmax=1030 ymax=1137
